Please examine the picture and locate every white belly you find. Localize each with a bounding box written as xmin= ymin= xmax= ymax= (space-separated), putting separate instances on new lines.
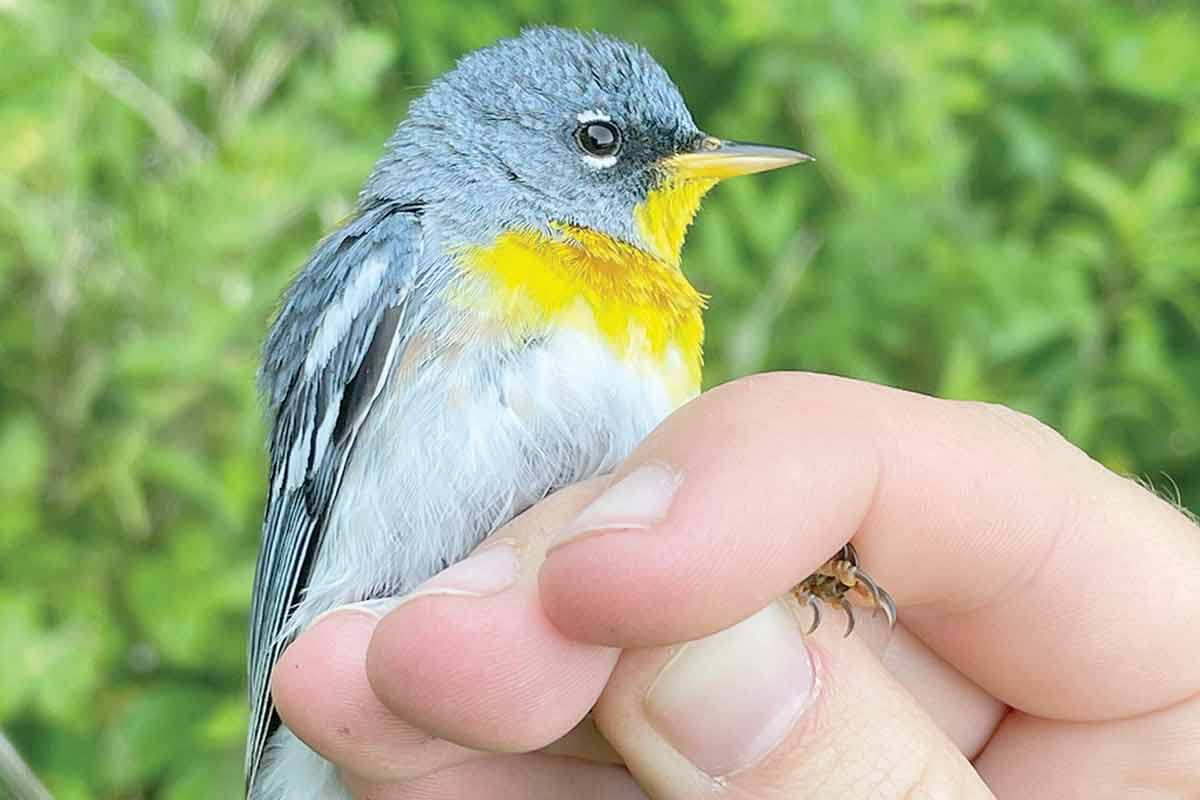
xmin=290 ymin=322 xmax=689 ymax=634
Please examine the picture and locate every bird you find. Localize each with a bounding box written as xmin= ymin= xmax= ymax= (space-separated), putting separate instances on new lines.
xmin=246 ymin=26 xmax=894 ymax=799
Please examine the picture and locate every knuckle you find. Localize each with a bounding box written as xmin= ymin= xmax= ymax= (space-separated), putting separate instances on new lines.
xmin=956 ymin=400 xmax=1070 ymax=453
xmin=716 ymin=370 xmax=849 ymax=401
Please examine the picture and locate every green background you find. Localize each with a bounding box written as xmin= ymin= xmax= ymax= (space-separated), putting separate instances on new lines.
xmin=2 ymin=1 xmax=1198 ymax=796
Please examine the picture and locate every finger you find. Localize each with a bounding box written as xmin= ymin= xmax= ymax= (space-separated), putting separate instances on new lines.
xmin=275 ymin=481 xmax=619 ymax=778
xmin=878 ymin=626 xmax=1006 ymax=759
xmin=344 ymin=754 xmax=646 ymax=800
xmin=796 ymin=604 xmax=1006 ymax=760
xmin=974 ymin=690 xmax=1200 ymax=796
xmin=539 ymin=372 xmax=1200 ymax=720
xmin=974 ymin=691 xmax=1200 ymax=799
xmin=365 ymin=480 xmax=620 ymax=752
xmin=595 ymin=600 xmax=992 ymax=799
xmin=273 ymin=611 xmax=485 ymax=782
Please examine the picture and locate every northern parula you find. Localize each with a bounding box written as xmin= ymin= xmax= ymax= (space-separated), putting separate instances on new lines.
xmin=247 ymin=26 xmax=893 ymax=799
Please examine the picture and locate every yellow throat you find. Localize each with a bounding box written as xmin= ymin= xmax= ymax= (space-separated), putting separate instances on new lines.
xmin=461 ymin=177 xmax=717 ymax=398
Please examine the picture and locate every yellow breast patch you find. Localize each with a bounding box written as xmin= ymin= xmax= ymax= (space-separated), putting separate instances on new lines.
xmin=455 ymin=178 xmax=716 ymax=400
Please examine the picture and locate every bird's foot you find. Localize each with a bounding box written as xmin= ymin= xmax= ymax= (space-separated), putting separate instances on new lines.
xmin=791 ymin=543 xmax=896 ymax=637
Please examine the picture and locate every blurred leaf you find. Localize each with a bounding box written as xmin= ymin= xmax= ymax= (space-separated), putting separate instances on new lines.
xmin=0 ymin=412 xmax=47 ymax=498
xmin=100 ymin=684 xmax=225 ymax=790
xmin=0 ymin=594 xmax=40 ymax=718
xmin=333 ymin=28 xmax=396 ymax=97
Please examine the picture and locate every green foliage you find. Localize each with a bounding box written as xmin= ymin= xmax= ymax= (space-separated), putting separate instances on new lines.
xmin=2 ymin=0 xmax=1197 ymax=795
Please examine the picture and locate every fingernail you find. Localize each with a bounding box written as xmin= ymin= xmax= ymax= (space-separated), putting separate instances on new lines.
xmin=304 ymin=543 xmax=521 ymax=632
xmin=304 ymin=601 xmax=392 ymax=633
xmin=551 ymin=462 xmax=681 ymax=550
xmin=645 ymin=602 xmax=815 ymax=777
xmin=416 ymin=542 xmax=521 ymax=597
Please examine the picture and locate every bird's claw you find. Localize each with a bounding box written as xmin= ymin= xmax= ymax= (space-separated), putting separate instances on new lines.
xmin=790 ymin=543 xmax=896 ymax=637
xmin=802 ymin=592 xmax=822 ymax=635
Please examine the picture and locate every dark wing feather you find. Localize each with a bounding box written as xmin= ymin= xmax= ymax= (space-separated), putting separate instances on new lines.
xmin=245 ymin=201 xmax=424 ymax=791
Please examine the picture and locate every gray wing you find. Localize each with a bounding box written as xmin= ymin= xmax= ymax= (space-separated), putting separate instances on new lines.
xmin=246 ymin=201 xmax=425 ymax=791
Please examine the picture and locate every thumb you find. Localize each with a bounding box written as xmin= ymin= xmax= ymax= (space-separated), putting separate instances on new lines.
xmin=594 ymin=599 xmax=993 ymax=799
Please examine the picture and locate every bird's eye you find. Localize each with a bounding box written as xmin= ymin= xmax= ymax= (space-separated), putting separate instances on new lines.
xmin=575 ymin=120 xmax=621 ymax=158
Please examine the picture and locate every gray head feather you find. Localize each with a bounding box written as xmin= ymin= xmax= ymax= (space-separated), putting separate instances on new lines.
xmin=362 ymin=27 xmax=702 ymax=248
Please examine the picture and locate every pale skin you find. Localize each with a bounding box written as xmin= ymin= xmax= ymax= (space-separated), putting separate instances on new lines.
xmin=272 ymin=373 xmax=1200 ymax=799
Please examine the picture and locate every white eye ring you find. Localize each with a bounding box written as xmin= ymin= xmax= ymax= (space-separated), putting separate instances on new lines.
xmin=576 ymin=110 xmax=611 ymax=124
xmin=575 ymin=110 xmax=620 ymax=169
xmin=582 ymin=152 xmax=618 ymax=169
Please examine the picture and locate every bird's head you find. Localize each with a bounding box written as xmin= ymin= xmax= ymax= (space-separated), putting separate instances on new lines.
xmin=369 ymin=26 xmax=810 ymax=266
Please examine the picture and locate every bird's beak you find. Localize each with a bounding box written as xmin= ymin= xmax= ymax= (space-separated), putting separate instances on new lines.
xmin=666 ymin=136 xmax=814 ymax=180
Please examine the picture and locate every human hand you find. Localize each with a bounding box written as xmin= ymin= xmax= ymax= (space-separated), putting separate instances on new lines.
xmin=272 ymin=373 xmax=1200 ymax=798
